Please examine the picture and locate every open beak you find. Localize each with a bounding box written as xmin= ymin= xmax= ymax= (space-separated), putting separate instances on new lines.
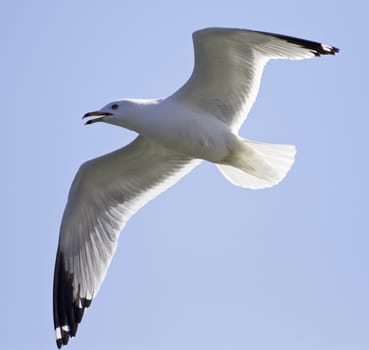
xmin=82 ymin=111 xmax=113 ymax=125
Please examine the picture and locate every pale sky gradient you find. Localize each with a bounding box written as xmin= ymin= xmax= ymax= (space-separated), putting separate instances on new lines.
xmin=2 ymin=1 xmax=368 ymax=349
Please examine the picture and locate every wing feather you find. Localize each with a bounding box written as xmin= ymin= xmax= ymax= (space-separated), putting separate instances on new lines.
xmin=53 ymin=136 xmax=200 ymax=347
xmin=170 ymin=28 xmax=338 ymax=130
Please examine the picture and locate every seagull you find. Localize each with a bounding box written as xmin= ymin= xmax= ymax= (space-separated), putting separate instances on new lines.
xmin=53 ymin=27 xmax=339 ymax=348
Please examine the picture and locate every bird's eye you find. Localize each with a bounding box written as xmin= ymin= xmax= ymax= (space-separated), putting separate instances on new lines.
xmin=111 ymin=104 xmax=119 ymax=110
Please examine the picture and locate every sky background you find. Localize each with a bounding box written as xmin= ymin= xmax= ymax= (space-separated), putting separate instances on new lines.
xmin=1 ymin=1 xmax=368 ymax=349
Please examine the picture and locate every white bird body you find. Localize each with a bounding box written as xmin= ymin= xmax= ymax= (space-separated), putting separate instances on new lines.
xmin=53 ymin=27 xmax=339 ymax=348
xmin=107 ymin=98 xmax=236 ymax=163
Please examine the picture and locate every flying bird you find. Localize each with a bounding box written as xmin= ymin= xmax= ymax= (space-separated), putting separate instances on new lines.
xmin=53 ymin=27 xmax=339 ymax=347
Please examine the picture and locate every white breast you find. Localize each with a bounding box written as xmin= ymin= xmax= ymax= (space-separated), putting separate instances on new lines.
xmin=134 ymin=99 xmax=235 ymax=163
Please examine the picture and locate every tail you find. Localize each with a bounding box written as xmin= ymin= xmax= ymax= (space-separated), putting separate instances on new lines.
xmin=218 ymin=138 xmax=296 ymax=189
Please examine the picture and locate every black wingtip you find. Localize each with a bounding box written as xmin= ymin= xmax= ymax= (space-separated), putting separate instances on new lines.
xmin=74 ymin=306 xmax=85 ymax=324
xmin=53 ymin=249 xmax=92 ymax=348
xmin=55 ymin=326 xmax=70 ymax=348
xmin=328 ymin=46 xmax=340 ymax=55
xmin=266 ymin=31 xmax=340 ymax=57
xmin=56 ymin=339 xmax=63 ymax=349
xmin=81 ymin=297 xmax=92 ymax=308
xmin=313 ymin=43 xmax=340 ymax=56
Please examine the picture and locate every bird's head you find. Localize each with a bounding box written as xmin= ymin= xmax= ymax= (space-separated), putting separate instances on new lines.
xmin=82 ymin=98 xmax=158 ymax=132
xmin=82 ymin=100 xmax=126 ymax=127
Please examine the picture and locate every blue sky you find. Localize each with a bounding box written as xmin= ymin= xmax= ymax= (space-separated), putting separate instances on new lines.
xmin=2 ymin=1 xmax=368 ymax=349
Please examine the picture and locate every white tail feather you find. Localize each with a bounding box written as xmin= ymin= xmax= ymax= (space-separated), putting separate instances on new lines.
xmin=218 ymin=138 xmax=296 ymax=189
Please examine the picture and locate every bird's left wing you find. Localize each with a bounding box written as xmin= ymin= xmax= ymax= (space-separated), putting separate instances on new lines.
xmin=53 ymin=136 xmax=200 ymax=348
xmin=169 ymin=28 xmax=338 ymax=131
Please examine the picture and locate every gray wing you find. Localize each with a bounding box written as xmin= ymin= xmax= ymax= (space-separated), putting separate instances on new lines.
xmin=169 ymin=28 xmax=338 ymax=131
xmin=53 ymin=136 xmax=200 ymax=348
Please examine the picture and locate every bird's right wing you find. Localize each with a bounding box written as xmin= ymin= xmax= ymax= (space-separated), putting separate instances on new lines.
xmin=170 ymin=28 xmax=339 ymax=131
xmin=53 ymin=136 xmax=200 ymax=348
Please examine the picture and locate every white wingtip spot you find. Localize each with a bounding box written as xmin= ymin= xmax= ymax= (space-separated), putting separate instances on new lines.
xmin=55 ymin=327 xmax=62 ymax=340
xmin=55 ymin=325 xmax=71 ymax=340
xmin=62 ymin=325 xmax=71 ymax=332
xmin=321 ymin=43 xmax=333 ymax=52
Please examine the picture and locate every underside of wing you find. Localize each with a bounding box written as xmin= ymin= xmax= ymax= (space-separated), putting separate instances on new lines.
xmin=53 ymin=136 xmax=200 ymax=348
xmin=170 ymin=28 xmax=338 ymax=131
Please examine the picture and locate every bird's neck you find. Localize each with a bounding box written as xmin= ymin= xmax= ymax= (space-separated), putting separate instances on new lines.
xmin=116 ymin=98 xmax=162 ymax=134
